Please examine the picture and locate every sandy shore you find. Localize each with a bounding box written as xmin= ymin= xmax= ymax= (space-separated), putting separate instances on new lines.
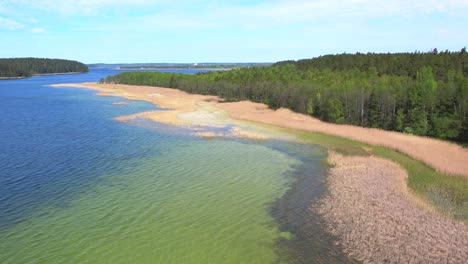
xmin=111 ymin=101 xmax=128 ymax=105
xmin=0 ymin=76 xmax=25 ymax=80
xmin=1 ymin=72 xmax=84 ymax=80
xmin=50 ymin=83 xmax=291 ymax=140
xmin=315 ymin=152 xmax=467 ymax=263
xmin=32 ymin=72 xmax=84 ymax=76
xmin=52 ymin=82 xmax=468 ymax=177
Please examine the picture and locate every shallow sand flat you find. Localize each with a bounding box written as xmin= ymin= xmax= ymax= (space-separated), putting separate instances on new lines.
xmin=112 ymin=101 xmax=128 ymax=105
xmin=315 ymin=153 xmax=467 ymax=263
xmin=50 ymin=83 xmax=288 ymax=140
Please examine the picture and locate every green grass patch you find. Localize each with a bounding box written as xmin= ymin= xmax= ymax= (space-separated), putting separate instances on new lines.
xmin=373 ymin=147 xmax=467 ymax=220
xmin=296 ymin=131 xmax=369 ymax=156
xmin=295 ymin=130 xmax=468 ymax=221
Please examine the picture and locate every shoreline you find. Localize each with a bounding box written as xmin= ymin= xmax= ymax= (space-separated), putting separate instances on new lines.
xmin=51 ymin=82 xmax=467 ymax=261
xmin=52 ymin=82 xmax=468 ymax=178
xmin=0 ymin=72 xmax=85 ymax=80
xmin=0 ymin=77 xmax=24 ymax=80
xmin=32 ymin=72 xmax=85 ymax=76
xmin=50 ymin=82 xmax=294 ymax=141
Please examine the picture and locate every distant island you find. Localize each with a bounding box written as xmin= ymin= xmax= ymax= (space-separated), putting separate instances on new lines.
xmin=0 ymin=58 xmax=88 ymax=79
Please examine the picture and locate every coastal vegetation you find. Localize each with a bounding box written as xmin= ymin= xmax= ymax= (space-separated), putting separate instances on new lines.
xmin=0 ymin=58 xmax=88 ymax=78
xmin=101 ymin=49 xmax=468 ymax=143
xmin=296 ymin=130 xmax=467 ymax=220
xmin=315 ymin=152 xmax=467 ymax=263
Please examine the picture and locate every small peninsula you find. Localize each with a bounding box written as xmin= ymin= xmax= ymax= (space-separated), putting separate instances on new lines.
xmin=0 ymin=58 xmax=88 ymax=79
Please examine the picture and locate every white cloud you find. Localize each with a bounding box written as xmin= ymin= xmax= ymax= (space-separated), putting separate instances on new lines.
xmin=0 ymin=16 xmax=24 ymax=30
xmin=138 ymin=13 xmax=215 ymax=30
xmin=3 ymin=0 xmax=468 ymax=33
xmin=31 ymin=27 xmax=45 ymax=33
xmin=216 ymin=0 xmax=468 ymax=26
xmin=3 ymin=0 xmax=468 ymax=18
xmin=166 ymin=0 xmax=466 ymax=33
xmin=3 ymin=0 xmax=168 ymax=15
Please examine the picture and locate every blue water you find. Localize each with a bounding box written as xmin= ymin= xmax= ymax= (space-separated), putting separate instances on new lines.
xmin=0 ymin=68 xmax=197 ymax=229
xmin=0 ymin=68 xmax=348 ymax=263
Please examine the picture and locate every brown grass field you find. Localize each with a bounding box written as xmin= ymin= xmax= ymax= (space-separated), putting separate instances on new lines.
xmin=315 ymin=152 xmax=467 ymax=263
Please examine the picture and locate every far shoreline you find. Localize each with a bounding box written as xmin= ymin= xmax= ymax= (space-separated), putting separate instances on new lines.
xmin=32 ymin=71 xmax=85 ymax=76
xmin=0 ymin=72 xmax=85 ymax=80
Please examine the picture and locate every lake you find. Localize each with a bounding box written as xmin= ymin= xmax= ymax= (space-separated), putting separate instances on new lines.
xmin=0 ymin=68 xmax=349 ymax=263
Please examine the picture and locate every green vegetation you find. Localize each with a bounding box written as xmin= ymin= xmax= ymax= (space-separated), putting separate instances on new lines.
xmin=101 ymin=49 xmax=468 ymax=143
xmin=0 ymin=58 xmax=88 ymax=78
xmin=373 ymin=147 xmax=467 ymax=220
xmin=296 ymin=130 xmax=467 ymax=220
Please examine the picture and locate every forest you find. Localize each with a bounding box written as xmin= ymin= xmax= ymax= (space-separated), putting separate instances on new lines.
xmin=0 ymin=58 xmax=88 ymax=78
xmin=101 ymin=49 xmax=468 ymax=143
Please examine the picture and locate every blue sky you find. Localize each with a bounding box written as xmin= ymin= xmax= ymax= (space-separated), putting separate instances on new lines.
xmin=0 ymin=0 xmax=467 ymax=63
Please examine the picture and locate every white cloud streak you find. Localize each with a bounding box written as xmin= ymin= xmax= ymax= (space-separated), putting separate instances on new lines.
xmin=214 ymin=0 xmax=468 ymax=27
xmin=2 ymin=0 xmax=468 ymax=32
xmin=31 ymin=27 xmax=45 ymax=33
xmin=0 ymin=16 xmax=24 ymax=30
xmin=129 ymin=0 xmax=468 ymax=31
xmin=4 ymin=0 xmax=468 ymax=18
xmin=4 ymin=0 xmax=169 ymax=15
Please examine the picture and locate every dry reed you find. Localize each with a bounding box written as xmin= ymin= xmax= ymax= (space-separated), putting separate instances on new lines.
xmin=314 ymin=152 xmax=467 ymax=263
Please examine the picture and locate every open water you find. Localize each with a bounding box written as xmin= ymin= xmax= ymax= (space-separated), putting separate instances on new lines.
xmin=0 ymin=68 xmax=349 ymax=263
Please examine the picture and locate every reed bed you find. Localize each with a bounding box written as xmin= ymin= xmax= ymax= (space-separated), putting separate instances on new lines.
xmin=314 ymin=152 xmax=467 ymax=263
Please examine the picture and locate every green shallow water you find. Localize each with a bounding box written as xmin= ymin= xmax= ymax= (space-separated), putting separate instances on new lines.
xmin=1 ymin=139 xmax=301 ymax=263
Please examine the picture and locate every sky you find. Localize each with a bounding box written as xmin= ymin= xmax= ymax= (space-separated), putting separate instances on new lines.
xmin=0 ymin=0 xmax=467 ymax=63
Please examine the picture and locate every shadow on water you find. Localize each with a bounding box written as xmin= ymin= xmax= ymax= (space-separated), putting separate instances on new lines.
xmin=266 ymin=141 xmax=356 ymax=264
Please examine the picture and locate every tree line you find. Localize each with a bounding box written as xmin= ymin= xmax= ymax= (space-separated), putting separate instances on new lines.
xmin=0 ymin=58 xmax=88 ymax=78
xmin=101 ymin=49 xmax=468 ymax=143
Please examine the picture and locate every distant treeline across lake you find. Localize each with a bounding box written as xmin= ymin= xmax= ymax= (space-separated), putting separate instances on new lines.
xmin=102 ymin=49 xmax=468 ymax=143
xmin=0 ymin=58 xmax=88 ymax=78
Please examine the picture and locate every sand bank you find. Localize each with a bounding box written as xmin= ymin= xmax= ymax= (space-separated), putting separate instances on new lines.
xmin=33 ymin=72 xmax=83 ymax=76
xmin=315 ymin=152 xmax=467 ymax=263
xmin=112 ymin=101 xmax=128 ymax=105
xmin=50 ymin=83 xmax=291 ymax=140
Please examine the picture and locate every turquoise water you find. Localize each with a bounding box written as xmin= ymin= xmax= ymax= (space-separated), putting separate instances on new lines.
xmin=0 ymin=69 xmax=348 ymax=263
